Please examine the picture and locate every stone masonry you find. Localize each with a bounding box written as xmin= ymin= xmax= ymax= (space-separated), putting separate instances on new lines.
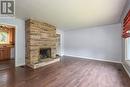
xmin=25 ymin=19 xmax=57 ymax=68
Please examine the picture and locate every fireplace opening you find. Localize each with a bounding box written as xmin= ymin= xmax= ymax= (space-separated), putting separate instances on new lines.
xmin=39 ymin=48 xmax=51 ymax=59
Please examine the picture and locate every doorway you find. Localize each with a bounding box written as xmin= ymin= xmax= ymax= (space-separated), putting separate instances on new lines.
xmin=0 ymin=24 xmax=15 ymax=70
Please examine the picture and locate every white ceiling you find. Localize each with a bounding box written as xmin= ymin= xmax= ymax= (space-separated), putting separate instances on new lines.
xmin=15 ymin=0 xmax=127 ymax=29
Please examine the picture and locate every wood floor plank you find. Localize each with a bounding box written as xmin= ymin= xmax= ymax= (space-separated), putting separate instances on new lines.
xmin=0 ymin=56 xmax=130 ymax=87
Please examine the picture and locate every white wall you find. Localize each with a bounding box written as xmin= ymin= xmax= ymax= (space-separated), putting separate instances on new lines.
xmin=0 ymin=17 xmax=25 ymax=67
xmin=56 ymin=29 xmax=64 ymax=56
xmin=64 ymin=23 xmax=122 ymax=62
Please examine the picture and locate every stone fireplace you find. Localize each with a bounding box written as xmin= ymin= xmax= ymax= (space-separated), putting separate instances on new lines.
xmin=25 ymin=19 xmax=60 ymax=69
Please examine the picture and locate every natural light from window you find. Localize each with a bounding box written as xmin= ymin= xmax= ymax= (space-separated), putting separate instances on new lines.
xmin=0 ymin=32 xmax=9 ymax=44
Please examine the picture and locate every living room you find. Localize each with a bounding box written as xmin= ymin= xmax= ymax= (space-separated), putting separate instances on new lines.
xmin=0 ymin=0 xmax=130 ymax=87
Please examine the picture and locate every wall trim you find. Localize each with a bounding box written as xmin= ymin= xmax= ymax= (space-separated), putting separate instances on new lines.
xmin=122 ymin=64 xmax=130 ymax=78
xmin=63 ymin=55 xmax=122 ymax=63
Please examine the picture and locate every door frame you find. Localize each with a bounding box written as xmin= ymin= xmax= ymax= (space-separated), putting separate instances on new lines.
xmin=0 ymin=23 xmax=16 ymax=66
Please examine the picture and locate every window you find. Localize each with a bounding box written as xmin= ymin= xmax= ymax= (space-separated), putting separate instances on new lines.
xmin=0 ymin=32 xmax=9 ymax=44
xmin=125 ymin=37 xmax=130 ymax=60
xmin=122 ymin=10 xmax=130 ymax=38
xmin=125 ymin=38 xmax=130 ymax=66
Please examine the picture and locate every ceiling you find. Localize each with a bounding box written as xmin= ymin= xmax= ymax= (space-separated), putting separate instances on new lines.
xmin=15 ymin=0 xmax=127 ymax=29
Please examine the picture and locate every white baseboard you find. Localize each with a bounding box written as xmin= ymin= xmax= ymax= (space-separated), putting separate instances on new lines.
xmin=63 ymin=55 xmax=122 ymax=63
xmin=122 ymin=64 xmax=130 ymax=78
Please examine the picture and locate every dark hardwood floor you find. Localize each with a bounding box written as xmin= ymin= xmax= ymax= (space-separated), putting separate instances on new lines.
xmin=0 ymin=56 xmax=130 ymax=87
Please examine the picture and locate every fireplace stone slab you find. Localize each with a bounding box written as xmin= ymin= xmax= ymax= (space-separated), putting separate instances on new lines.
xmin=28 ymin=58 xmax=60 ymax=69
